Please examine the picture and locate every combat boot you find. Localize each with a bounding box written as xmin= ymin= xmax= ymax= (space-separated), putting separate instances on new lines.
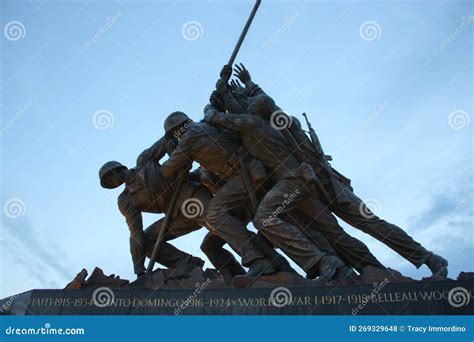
xmin=426 ymin=253 xmax=448 ymax=278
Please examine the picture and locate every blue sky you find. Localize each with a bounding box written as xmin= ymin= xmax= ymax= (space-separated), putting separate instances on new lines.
xmin=1 ymin=0 xmax=472 ymax=298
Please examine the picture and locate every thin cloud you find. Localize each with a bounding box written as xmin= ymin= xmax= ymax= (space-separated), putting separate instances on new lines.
xmin=2 ymin=216 xmax=72 ymax=283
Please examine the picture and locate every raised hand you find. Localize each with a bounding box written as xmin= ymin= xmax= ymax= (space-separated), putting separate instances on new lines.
xmin=233 ymin=63 xmax=251 ymax=84
xmin=230 ymin=79 xmax=244 ymax=93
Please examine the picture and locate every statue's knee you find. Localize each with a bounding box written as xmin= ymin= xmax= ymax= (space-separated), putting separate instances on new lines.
xmin=254 ymin=212 xmax=272 ymax=232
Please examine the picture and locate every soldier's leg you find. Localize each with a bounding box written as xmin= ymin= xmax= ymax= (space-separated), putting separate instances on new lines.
xmin=253 ymin=178 xmax=342 ymax=279
xmin=293 ymin=197 xmax=385 ymax=273
xmin=253 ymin=231 xmax=296 ymax=273
xmin=283 ymin=211 xmax=337 ymax=255
xmin=205 ymin=176 xmax=267 ymax=269
xmin=176 ymin=185 xmax=245 ymax=276
xmin=143 ymin=217 xmax=203 ymax=269
xmin=330 ymin=188 xmax=435 ymax=268
xmin=200 ymin=232 xmax=245 ymax=277
xmin=191 ymin=184 xmax=289 ymax=276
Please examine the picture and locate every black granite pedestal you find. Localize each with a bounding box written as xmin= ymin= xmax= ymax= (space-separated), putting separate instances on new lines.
xmin=1 ymin=280 xmax=473 ymax=315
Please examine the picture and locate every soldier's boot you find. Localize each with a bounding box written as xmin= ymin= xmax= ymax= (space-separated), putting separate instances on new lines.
xmin=272 ymin=255 xmax=296 ymax=274
xmin=246 ymin=258 xmax=277 ymax=278
xmin=232 ymin=259 xmax=277 ymax=288
xmin=308 ymin=255 xmax=345 ymax=283
xmin=199 ymin=233 xmax=245 ymax=277
xmin=187 ymin=256 xmax=205 ymax=269
xmin=226 ymin=264 xmax=246 ymax=277
xmin=425 ymin=253 xmax=448 ymax=278
xmin=253 ymin=232 xmax=296 ymax=274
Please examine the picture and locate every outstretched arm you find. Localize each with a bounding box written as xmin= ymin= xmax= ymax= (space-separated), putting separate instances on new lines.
xmin=233 ymin=63 xmax=264 ymax=97
xmin=118 ymin=193 xmax=146 ymax=275
xmin=210 ymin=65 xmax=247 ymax=114
xmin=204 ymin=105 xmax=264 ymax=133
xmin=161 ymin=133 xmax=194 ymax=179
xmin=137 ymin=136 xmax=177 ymax=167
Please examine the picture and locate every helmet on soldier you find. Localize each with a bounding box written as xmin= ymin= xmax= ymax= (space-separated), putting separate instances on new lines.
xmin=164 ymin=111 xmax=192 ymax=138
xmin=290 ymin=116 xmax=302 ymax=130
xmin=247 ymin=95 xmax=276 ymax=121
xmin=99 ymin=161 xmax=128 ymax=189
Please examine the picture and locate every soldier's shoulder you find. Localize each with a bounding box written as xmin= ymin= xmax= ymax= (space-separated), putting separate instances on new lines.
xmin=190 ymin=120 xmax=210 ymax=128
xmin=187 ymin=121 xmax=215 ymax=133
xmin=290 ymin=116 xmax=302 ymax=130
xmin=117 ymin=190 xmax=131 ymax=209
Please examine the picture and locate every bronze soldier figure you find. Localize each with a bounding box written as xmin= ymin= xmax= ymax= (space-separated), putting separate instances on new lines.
xmin=227 ymin=63 xmax=448 ymax=278
xmin=99 ymin=159 xmax=247 ymax=278
xmin=203 ymin=101 xmax=383 ymax=280
xmin=160 ymin=106 xmax=361 ymax=282
xmin=160 ymin=112 xmax=337 ymax=278
xmin=159 ymin=112 xmax=295 ymax=277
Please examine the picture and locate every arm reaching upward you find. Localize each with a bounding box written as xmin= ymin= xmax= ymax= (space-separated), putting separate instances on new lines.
xmin=204 ymin=105 xmax=265 ymax=133
xmin=137 ymin=136 xmax=177 ymax=167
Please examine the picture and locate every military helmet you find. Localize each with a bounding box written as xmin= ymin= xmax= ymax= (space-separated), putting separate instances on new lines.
xmin=291 ymin=116 xmax=302 ymax=130
xmin=164 ymin=111 xmax=192 ymax=136
xmin=99 ymin=161 xmax=127 ymax=189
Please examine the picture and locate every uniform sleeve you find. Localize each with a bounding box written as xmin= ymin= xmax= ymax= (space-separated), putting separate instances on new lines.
xmin=244 ymin=82 xmax=282 ymax=111
xmin=207 ymin=111 xmax=262 ymax=132
xmin=161 ymin=133 xmax=194 ymax=178
xmin=244 ymin=81 xmax=265 ymax=97
xmin=118 ymin=192 xmax=146 ymax=274
xmin=136 ymin=135 xmax=169 ymax=167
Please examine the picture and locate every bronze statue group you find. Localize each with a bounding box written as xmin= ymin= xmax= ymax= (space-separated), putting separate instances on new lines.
xmin=99 ymin=63 xmax=448 ymax=286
